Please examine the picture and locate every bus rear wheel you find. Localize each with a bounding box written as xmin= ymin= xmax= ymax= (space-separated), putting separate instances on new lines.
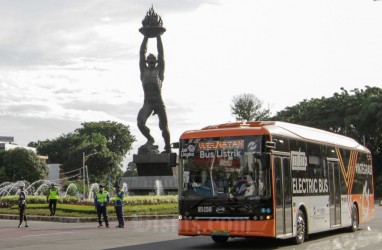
xmin=349 ymin=204 xmax=359 ymax=232
xmin=211 ymin=235 xmax=229 ymax=243
xmin=294 ymin=210 xmax=306 ymax=244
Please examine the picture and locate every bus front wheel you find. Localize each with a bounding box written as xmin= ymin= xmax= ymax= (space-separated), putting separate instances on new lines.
xmin=349 ymin=204 xmax=359 ymax=232
xmin=294 ymin=210 xmax=306 ymax=244
xmin=211 ymin=235 xmax=229 ymax=243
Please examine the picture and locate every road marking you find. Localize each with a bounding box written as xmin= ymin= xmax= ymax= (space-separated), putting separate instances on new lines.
xmin=22 ymin=231 xmax=74 ymax=238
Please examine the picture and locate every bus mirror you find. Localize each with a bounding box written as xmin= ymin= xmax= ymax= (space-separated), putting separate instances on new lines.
xmin=170 ymin=153 xmax=177 ymax=167
xmin=266 ymin=141 xmax=276 ymax=150
xmin=171 ymin=142 xmax=180 ymax=149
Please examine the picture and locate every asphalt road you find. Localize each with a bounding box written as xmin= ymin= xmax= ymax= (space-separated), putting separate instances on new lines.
xmin=1 ymin=206 xmax=381 ymax=250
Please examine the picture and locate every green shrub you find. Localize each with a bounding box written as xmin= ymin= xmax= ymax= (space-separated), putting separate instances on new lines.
xmin=0 ymin=195 xmax=81 ymax=207
xmin=0 ymin=195 xmax=179 ymax=217
xmin=124 ymin=195 xmax=177 ymax=205
xmin=0 ymin=203 xmax=178 ymax=217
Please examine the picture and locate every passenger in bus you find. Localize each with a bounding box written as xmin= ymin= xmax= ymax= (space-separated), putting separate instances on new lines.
xmin=245 ymin=181 xmax=255 ymax=196
xmin=191 ymin=177 xmax=201 ymax=188
xmin=233 ymin=175 xmax=255 ymax=197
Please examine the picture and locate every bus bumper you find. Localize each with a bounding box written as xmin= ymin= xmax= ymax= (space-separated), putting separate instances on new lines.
xmin=178 ymin=219 xmax=275 ymax=237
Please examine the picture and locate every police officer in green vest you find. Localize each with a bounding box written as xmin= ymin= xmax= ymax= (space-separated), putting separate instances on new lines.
xmin=47 ymin=182 xmax=59 ymax=216
xmin=114 ymin=184 xmax=125 ymax=228
xmin=94 ymin=184 xmax=110 ymax=228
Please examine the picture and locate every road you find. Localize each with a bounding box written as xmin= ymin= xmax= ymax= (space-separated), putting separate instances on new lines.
xmin=1 ymin=206 xmax=381 ymax=250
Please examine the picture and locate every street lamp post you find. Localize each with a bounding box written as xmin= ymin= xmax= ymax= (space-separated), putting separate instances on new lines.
xmin=82 ymin=152 xmax=85 ymax=199
xmin=83 ymin=152 xmax=98 ymax=199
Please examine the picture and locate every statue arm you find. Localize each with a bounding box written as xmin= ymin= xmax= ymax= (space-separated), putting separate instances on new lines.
xmin=157 ymin=36 xmax=165 ymax=80
xmin=139 ymin=36 xmax=148 ymax=76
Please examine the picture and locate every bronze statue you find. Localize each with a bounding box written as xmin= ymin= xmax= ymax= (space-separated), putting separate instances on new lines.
xmin=137 ymin=7 xmax=170 ymax=154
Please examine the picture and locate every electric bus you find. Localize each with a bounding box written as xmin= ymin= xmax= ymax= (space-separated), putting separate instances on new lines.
xmin=177 ymin=121 xmax=374 ymax=244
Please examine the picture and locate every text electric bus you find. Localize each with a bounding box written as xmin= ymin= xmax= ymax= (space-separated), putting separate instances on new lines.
xmin=177 ymin=121 xmax=374 ymax=244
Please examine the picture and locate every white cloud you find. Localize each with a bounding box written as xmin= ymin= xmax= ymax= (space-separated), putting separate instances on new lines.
xmin=0 ymin=0 xmax=381 ymax=168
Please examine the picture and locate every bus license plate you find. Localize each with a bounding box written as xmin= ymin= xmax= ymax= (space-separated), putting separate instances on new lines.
xmin=211 ymin=229 xmax=230 ymax=236
xmin=197 ymin=206 xmax=212 ymax=213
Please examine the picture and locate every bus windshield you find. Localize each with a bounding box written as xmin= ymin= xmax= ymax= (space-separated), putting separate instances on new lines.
xmin=179 ymin=135 xmax=271 ymax=199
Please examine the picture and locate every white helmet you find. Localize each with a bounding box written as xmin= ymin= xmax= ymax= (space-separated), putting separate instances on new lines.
xmin=19 ymin=182 xmax=25 ymax=188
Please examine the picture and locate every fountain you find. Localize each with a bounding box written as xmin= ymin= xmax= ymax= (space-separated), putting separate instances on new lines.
xmin=64 ymin=183 xmax=78 ymax=197
xmin=154 ymin=179 xmax=164 ymax=196
xmin=0 ymin=181 xmax=30 ymax=196
xmin=0 ymin=181 xmax=119 ymax=200
xmin=34 ymin=183 xmax=49 ymax=196
xmin=122 ymin=182 xmax=129 ymax=196
xmin=27 ymin=180 xmax=52 ymax=195
xmin=87 ymin=183 xmax=99 ymax=200
xmin=0 ymin=180 xmax=59 ymax=197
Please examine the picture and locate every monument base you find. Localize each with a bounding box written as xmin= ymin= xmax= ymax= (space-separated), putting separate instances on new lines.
xmin=133 ymin=153 xmax=177 ymax=176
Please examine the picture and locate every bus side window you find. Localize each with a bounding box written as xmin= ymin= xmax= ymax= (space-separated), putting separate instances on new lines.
xmin=272 ymin=136 xmax=289 ymax=152
xmin=307 ymin=143 xmax=322 ymax=178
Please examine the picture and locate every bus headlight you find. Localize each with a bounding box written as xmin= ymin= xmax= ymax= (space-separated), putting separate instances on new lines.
xmin=178 ymin=215 xmax=183 ymax=220
xmin=261 ymin=207 xmax=272 ymax=214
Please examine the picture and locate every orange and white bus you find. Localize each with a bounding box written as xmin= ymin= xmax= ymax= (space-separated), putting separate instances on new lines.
xmin=177 ymin=121 xmax=374 ymax=244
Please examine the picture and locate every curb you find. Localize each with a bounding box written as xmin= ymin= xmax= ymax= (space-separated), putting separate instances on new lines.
xmin=0 ymin=214 xmax=178 ymax=223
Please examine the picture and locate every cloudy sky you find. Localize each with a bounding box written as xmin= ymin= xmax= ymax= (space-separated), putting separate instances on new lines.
xmin=1 ymin=0 xmax=381 ymax=168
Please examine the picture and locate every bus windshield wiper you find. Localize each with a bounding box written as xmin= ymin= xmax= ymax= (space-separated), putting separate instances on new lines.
xmin=209 ymin=150 xmax=217 ymax=196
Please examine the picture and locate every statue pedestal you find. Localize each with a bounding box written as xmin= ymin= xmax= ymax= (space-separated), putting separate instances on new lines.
xmin=133 ymin=153 xmax=177 ymax=176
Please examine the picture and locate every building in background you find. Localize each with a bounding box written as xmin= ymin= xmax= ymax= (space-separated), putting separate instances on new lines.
xmin=0 ymin=136 xmax=14 ymax=143
xmin=0 ymin=136 xmax=55 ymax=180
xmin=0 ymin=136 xmax=37 ymax=153
xmin=47 ymin=164 xmax=62 ymax=185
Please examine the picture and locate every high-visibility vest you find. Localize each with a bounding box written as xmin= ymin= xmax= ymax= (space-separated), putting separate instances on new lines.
xmin=96 ymin=191 xmax=109 ymax=204
xmin=114 ymin=191 xmax=124 ymax=206
xmin=49 ymin=188 xmax=59 ymax=200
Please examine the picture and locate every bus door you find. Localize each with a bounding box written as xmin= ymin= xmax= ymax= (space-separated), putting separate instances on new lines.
xmin=328 ymin=160 xmax=341 ymax=227
xmin=274 ymin=155 xmax=292 ymax=236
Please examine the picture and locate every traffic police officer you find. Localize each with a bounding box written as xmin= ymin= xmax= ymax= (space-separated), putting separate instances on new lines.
xmin=47 ymin=182 xmax=59 ymax=216
xmin=114 ymin=184 xmax=125 ymax=228
xmin=94 ymin=184 xmax=110 ymax=228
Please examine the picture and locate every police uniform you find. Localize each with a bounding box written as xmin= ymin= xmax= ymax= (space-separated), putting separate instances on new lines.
xmin=94 ymin=185 xmax=110 ymax=228
xmin=47 ymin=183 xmax=59 ymax=216
xmin=114 ymin=185 xmax=125 ymax=228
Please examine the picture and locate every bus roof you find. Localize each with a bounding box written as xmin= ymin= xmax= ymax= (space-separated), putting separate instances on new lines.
xmin=180 ymin=121 xmax=369 ymax=152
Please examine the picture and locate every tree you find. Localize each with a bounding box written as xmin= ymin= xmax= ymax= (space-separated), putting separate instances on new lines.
xmin=231 ymin=93 xmax=270 ymax=122
xmin=33 ymin=121 xmax=136 ymax=183
xmin=272 ymin=86 xmax=382 ymax=197
xmin=76 ymin=121 xmax=134 ymax=156
xmin=0 ymin=148 xmax=48 ymax=183
xmin=0 ymin=151 xmax=7 ymax=182
xmin=123 ymin=162 xmax=138 ymax=177
xmin=273 ymin=86 xmax=382 ymax=147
